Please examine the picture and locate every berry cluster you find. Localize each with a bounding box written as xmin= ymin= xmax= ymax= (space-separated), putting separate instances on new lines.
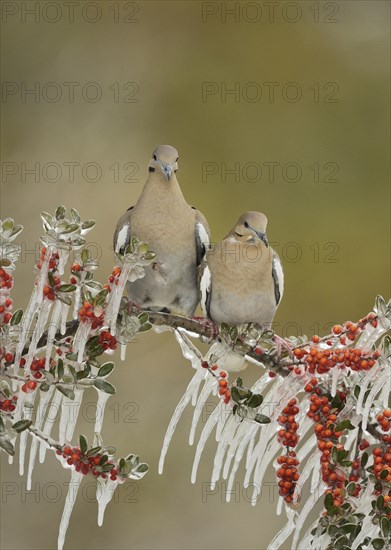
xmin=37 ymin=246 xmax=59 ymax=271
xmin=0 ymin=268 xmax=13 ymax=325
xmin=276 ymin=398 xmax=301 ymax=504
xmin=56 ymin=446 xmax=119 ymax=480
xmin=99 ymin=330 xmax=117 ymax=352
xmin=21 ymin=380 xmax=38 ymax=393
xmin=201 ymin=361 xmax=230 ymax=404
xmin=276 ymin=451 xmax=300 ymax=504
xmin=107 ymin=266 xmax=121 ymax=287
xmin=277 ymin=398 xmax=300 ymax=448
xmin=372 ymin=446 xmax=391 ymax=483
xmin=37 ymin=247 xmax=63 ymax=301
xmin=78 ymin=300 xmax=104 ymax=329
xmin=307 ymin=390 xmax=356 ymax=508
xmin=0 ymin=394 xmax=17 ymax=412
xmin=293 ymin=345 xmax=380 ymax=375
xmin=30 ymin=358 xmax=47 ymax=379
xmin=376 ymin=409 xmax=391 ymax=442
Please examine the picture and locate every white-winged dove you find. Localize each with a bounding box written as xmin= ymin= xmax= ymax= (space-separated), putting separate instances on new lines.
xmin=114 ymin=145 xmax=210 ymax=317
xmin=198 ymin=211 xmax=284 ymax=371
xmin=199 ymin=211 xmax=284 ymax=328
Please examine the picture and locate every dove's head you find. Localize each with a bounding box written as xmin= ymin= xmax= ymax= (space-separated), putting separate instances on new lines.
xmin=232 ymin=211 xmax=269 ymax=247
xmin=148 ymin=145 xmax=179 ymax=180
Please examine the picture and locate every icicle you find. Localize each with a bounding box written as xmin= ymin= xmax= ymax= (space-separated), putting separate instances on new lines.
xmin=72 ymin=283 xmax=81 ymax=320
xmin=210 ymin=416 xmax=238 ymax=488
xmin=251 ymin=437 xmax=281 ymax=505
xmin=27 ymin=387 xmax=54 ymax=490
xmin=291 ymin=482 xmax=326 ymax=550
xmin=18 ymin=392 xmax=35 ymax=476
xmin=356 ymin=362 xmax=381 ymax=415
xmin=174 ymin=329 xmax=203 ymax=368
xmin=380 ymin=360 xmax=390 ymax=409
xmin=191 ymin=404 xmax=222 ymax=483
xmin=40 ymin=389 xmax=63 ymax=463
xmin=66 ymin=388 xmax=84 ymax=442
xmin=293 ymin=454 xmax=318 ymax=504
xmin=330 ymin=366 xmax=339 ymax=397
xmin=189 ymin=375 xmax=217 ymax=445
xmin=94 ymin=390 xmax=110 ymax=436
xmin=120 ymin=343 xmax=127 ymax=361
xmin=60 ymin=302 xmax=70 ymax=335
xmin=362 ymin=371 xmax=386 ymax=431
xmin=105 ymin=264 xmax=133 ymax=335
xmin=267 ymin=507 xmax=296 ymax=550
xmin=158 ymin=368 xmax=205 ymax=474
xmin=57 ymin=248 xmax=70 ymax=276
xmin=57 ymin=469 xmax=83 ymax=550
xmin=45 ymin=300 xmax=63 ymax=369
xmin=96 ymin=477 xmax=119 ymax=526
xmin=73 ymin=321 xmax=91 ymax=363
xmin=276 ymin=495 xmax=283 ymax=515
xmin=59 ymin=394 xmax=73 ymax=444
xmin=225 ymin=424 xmax=258 ymax=500
xmin=24 ymin=299 xmax=53 ymax=373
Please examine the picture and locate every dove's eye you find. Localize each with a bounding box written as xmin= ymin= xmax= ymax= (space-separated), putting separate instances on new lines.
xmin=244 ymin=221 xmax=249 ymax=228
xmin=153 ymin=154 xmax=157 ymax=161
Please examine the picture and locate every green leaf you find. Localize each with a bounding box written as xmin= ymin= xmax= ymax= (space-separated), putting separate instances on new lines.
xmin=361 ymin=452 xmax=369 ymax=468
xmin=58 ymin=294 xmax=72 ymax=305
xmin=346 ymin=482 xmax=356 ymax=496
xmin=138 ymin=313 xmax=149 ymax=325
xmin=55 ymin=206 xmax=66 ymax=220
xmin=330 ymin=394 xmax=342 ymax=409
xmin=81 ymin=249 xmax=91 ymax=263
xmin=57 ymin=359 xmax=64 ymax=380
xmin=0 ymin=438 xmax=15 ymax=456
xmin=247 ymin=394 xmax=263 ymax=408
xmin=10 ymin=309 xmax=23 ymax=326
xmin=254 ymin=414 xmax=271 ymax=424
xmin=70 ymin=208 xmax=80 ymax=223
xmin=86 ymin=446 xmax=101 ymax=457
xmin=139 ymin=322 xmax=152 ymax=332
xmin=377 ymin=495 xmax=385 ymax=510
xmin=98 ymin=362 xmax=114 ymax=378
xmin=235 ymin=377 xmax=243 ymax=388
xmin=79 ymin=435 xmax=88 ymax=454
xmin=380 ymin=517 xmax=389 ymax=538
xmin=62 ymin=224 xmax=79 ymax=234
xmin=81 ymin=220 xmax=95 ymax=230
xmin=372 ymin=539 xmax=385 ymax=550
xmin=380 ymin=469 xmax=388 ymax=480
xmin=41 ymin=211 xmax=53 ymax=229
xmin=12 ymin=419 xmax=32 ymax=433
xmin=135 ymin=463 xmax=148 ymax=473
xmin=94 ymin=379 xmax=116 ymax=394
xmin=40 ymin=383 xmax=50 ymax=392
xmin=229 ymin=326 xmax=238 ymax=341
xmin=325 ymin=492 xmax=334 ymax=511
xmin=354 ymin=385 xmax=360 ymax=399
xmin=58 ymin=284 xmax=76 ymax=293
xmin=0 ymin=259 xmax=12 ymax=267
xmin=48 ymin=271 xmax=55 ymax=287
xmin=335 ymin=419 xmax=355 ymax=432
xmin=56 ymin=385 xmax=75 ymax=400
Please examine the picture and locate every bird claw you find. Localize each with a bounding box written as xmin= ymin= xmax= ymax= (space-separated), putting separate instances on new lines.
xmin=193 ymin=316 xmax=219 ymax=341
xmin=126 ymin=300 xmax=142 ymax=315
xmin=273 ymin=334 xmax=293 ymax=357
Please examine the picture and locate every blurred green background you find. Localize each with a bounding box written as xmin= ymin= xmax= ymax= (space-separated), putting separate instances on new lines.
xmin=1 ymin=1 xmax=390 ymax=549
